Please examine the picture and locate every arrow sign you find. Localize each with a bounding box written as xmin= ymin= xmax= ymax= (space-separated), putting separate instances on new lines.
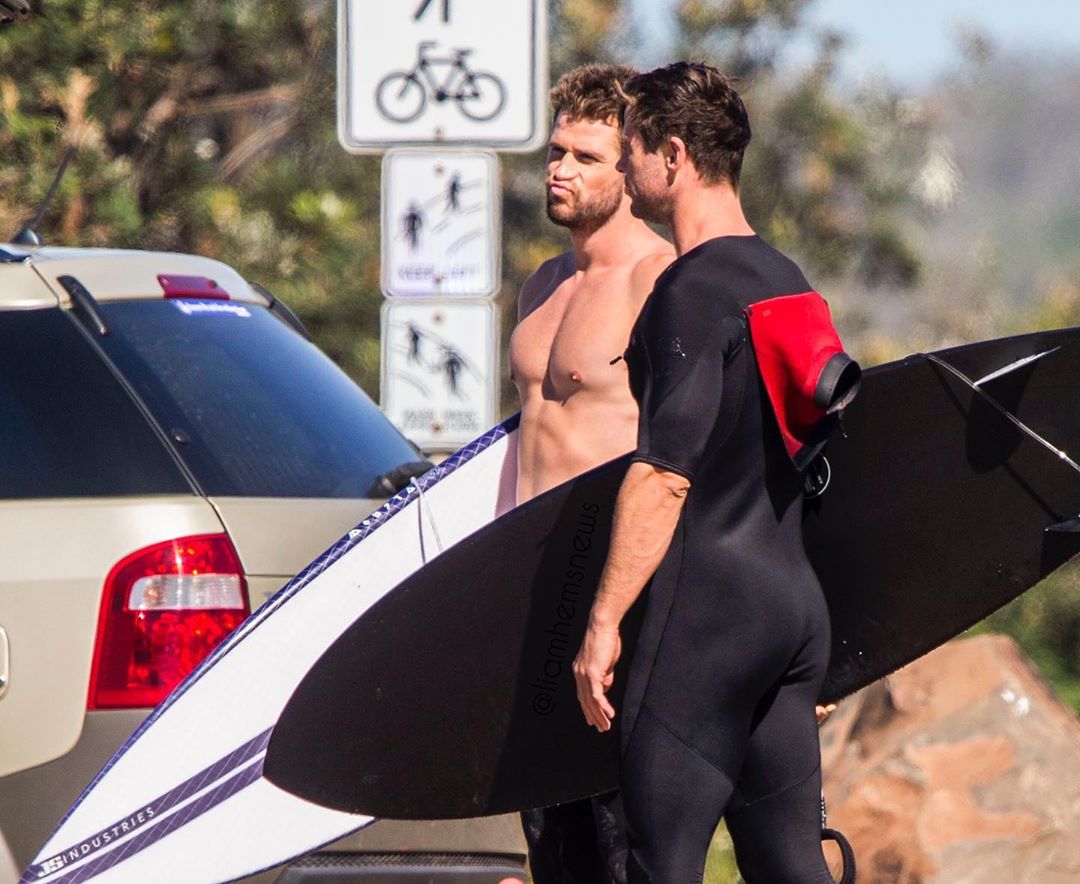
xmin=413 ymin=0 xmax=450 ymax=22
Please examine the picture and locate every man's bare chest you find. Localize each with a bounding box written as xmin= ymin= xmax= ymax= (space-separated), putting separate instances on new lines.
xmin=511 ymin=279 xmax=637 ymax=396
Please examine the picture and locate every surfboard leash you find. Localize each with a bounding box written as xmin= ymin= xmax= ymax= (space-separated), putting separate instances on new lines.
xmin=409 ymin=476 xmax=445 ymax=561
xmin=820 ymin=793 xmax=856 ymax=883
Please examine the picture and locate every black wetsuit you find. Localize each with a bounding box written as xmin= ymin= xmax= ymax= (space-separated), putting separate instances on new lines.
xmin=619 ymin=236 xmax=833 ymax=883
xmin=521 ymin=791 xmax=628 ymax=884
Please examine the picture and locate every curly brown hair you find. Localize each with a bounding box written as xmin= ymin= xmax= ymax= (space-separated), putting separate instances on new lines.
xmin=549 ymin=63 xmax=639 ymax=127
xmin=623 ymin=62 xmax=751 ymax=188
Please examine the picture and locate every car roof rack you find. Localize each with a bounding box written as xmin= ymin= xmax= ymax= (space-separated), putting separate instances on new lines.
xmin=58 ymin=274 xmax=110 ymax=336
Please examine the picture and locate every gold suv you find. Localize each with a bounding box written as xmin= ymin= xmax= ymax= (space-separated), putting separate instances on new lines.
xmin=0 ymin=244 xmax=525 ymax=883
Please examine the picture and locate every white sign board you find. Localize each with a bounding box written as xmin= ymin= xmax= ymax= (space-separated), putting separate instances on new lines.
xmin=381 ymin=299 xmax=498 ymax=450
xmin=337 ymin=0 xmax=547 ymax=152
xmin=381 ymin=149 xmax=500 ymax=298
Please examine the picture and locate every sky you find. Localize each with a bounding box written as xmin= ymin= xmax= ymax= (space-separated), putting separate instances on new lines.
xmin=631 ymin=0 xmax=1080 ymax=90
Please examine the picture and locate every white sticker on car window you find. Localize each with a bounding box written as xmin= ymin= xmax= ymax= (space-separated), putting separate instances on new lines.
xmin=172 ymin=300 xmax=251 ymax=318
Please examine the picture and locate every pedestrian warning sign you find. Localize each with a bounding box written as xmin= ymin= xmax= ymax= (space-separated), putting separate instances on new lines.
xmin=381 ymin=149 xmax=500 ymax=298
xmin=381 ymin=299 xmax=498 ymax=451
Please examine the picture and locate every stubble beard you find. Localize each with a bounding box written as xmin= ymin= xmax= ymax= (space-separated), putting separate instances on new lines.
xmin=628 ymin=186 xmax=670 ymax=226
xmin=546 ymin=177 xmax=624 ymax=234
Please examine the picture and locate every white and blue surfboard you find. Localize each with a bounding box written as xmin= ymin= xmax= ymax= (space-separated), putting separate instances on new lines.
xmin=23 ymin=417 xmax=520 ymax=884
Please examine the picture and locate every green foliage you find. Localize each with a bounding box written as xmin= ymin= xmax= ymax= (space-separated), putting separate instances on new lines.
xmin=2 ymin=4 xmax=1075 ymax=714
xmin=549 ymin=0 xmax=624 ymax=72
xmin=0 ymin=19 xmax=1073 ymax=871
xmin=0 ymin=0 xmax=393 ymax=388
xmin=495 ymin=0 xmax=931 ymax=414
xmin=705 ymin=821 xmax=742 ymax=882
xmin=672 ymin=1 xmax=926 ymax=288
xmin=676 ymin=0 xmax=806 ymax=79
xmin=0 ymin=0 xmax=930 ymax=394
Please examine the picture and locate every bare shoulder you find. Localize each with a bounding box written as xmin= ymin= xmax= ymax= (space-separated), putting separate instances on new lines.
xmin=629 ymin=240 xmax=676 ymax=302
xmin=518 ymin=251 xmax=575 ymax=321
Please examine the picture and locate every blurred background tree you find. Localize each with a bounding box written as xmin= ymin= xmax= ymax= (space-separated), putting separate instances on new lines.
xmin=1 ymin=0 xmax=1077 ymax=727
xmin=0 ymin=0 xmax=384 ymax=384
xmin=0 ymin=0 xmax=930 ymax=392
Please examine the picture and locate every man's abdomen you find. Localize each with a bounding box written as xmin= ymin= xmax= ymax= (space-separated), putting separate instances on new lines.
xmin=516 ymin=398 xmax=636 ymax=503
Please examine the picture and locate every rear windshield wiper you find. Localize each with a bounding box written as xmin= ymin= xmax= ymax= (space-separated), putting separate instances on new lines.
xmin=365 ymin=460 xmax=436 ymax=498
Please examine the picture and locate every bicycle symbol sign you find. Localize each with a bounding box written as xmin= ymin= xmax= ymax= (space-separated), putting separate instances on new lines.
xmin=338 ymin=0 xmax=546 ymax=153
xmin=377 ymin=42 xmax=506 ymax=124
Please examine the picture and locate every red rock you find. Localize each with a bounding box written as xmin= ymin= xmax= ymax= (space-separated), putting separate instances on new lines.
xmin=820 ymin=635 xmax=1080 ymax=882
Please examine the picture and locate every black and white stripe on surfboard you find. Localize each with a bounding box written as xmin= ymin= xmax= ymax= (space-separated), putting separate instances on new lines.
xmin=24 ymin=730 xmax=272 ymax=881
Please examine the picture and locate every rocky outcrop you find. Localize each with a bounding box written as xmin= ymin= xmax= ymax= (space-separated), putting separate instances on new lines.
xmin=820 ymin=635 xmax=1080 ymax=883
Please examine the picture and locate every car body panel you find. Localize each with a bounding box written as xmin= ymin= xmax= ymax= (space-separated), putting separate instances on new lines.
xmin=337 ymin=816 xmax=528 ymax=856
xmin=23 ymin=248 xmax=266 ymax=306
xmin=0 ymin=497 xmax=224 ymax=777
xmin=0 ymin=710 xmax=147 ymax=870
xmin=246 ymin=576 xmax=292 ymax=613
xmin=208 ymin=497 xmax=387 ymax=589
xmin=0 ymin=261 xmax=60 ymax=309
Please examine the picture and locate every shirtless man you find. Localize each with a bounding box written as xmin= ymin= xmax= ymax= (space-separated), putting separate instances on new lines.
xmin=508 ymin=64 xmax=674 ymax=884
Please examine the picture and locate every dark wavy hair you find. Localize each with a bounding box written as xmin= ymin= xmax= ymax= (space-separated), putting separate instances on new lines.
xmin=622 ymin=62 xmax=751 ymax=188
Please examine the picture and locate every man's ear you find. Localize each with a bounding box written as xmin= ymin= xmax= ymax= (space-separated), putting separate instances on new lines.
xmin=665 ymin=136 xmax=688 ymax=173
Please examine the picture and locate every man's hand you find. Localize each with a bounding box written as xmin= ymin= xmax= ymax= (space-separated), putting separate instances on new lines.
xmin=573 ymin=623 xmax=621 ymax=732
xmin=816 ymin=704 xmax=836 ymax=725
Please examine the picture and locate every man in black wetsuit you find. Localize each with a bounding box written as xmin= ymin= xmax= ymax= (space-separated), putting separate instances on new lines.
xmin=573 ymin=62 xmax=840 ymax=883
xmin=513 ymin=63 xmax=675 ymax=884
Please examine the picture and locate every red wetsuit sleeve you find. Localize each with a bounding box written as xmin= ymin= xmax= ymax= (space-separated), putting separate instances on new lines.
xmin=745 ymin=291 xmax=859 ymax=469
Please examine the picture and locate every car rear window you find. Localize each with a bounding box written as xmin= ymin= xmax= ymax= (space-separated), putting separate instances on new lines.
xmin=0 ymin=309 xmax=192 ymax=498
xmin=95 ymin=299 xmax=421 ymax=498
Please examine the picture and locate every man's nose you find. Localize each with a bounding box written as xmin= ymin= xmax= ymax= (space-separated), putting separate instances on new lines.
xmin=552 ymin=157 xmax=576 ymax=178
xmin=615 ymin=151 xmax=628 ymax=175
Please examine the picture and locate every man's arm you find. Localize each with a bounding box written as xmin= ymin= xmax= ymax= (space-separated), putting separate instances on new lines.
xmin=573 ymin=461 xmax=690 ymax=732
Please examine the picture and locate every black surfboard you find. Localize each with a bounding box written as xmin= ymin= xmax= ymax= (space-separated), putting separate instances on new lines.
xmin=265 ymin=327 xmax=1080 ymax=819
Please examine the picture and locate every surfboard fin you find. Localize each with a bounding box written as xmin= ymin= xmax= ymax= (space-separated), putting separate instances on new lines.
xmin=1046 ymin=515 xmax=1080 ymax=533
xmin=974 ymin=347 xmax=1060 ymax=387
xmin=918 ymin=352 xmax=1080 ymax=477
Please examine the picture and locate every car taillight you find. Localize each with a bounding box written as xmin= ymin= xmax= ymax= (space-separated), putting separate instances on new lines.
xmin=88 ymin=534 xmax=250 ymax=709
